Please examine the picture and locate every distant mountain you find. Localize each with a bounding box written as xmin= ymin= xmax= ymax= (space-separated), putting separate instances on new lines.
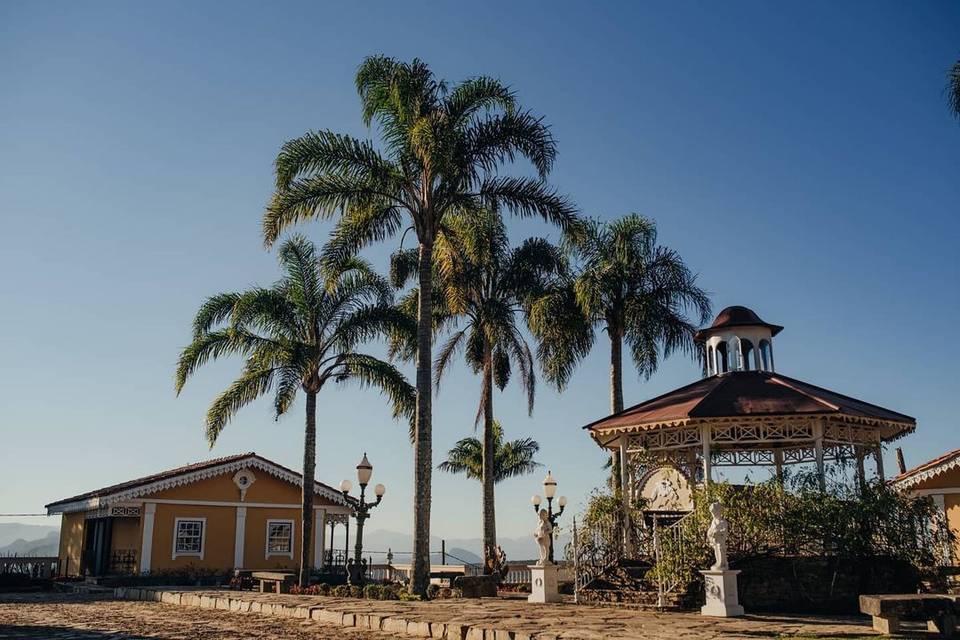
xmin=354 ymin=529 xmax=570 ymax=566
xmin=0 ymin=530 xmax=59 ymax=556
xmin=0 ymin=523 xmax=58 ymax=549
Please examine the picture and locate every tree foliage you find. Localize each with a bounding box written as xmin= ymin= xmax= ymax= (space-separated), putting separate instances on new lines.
xmin=438 ymin=421 xmax=542 ymax=483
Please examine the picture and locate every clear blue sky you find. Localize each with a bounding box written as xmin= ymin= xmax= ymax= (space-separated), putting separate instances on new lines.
xmin=1 ymin=1 xmax=958 ymax=542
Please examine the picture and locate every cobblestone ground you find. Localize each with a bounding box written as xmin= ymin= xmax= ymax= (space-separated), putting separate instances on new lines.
xmin=0 ymin=592 xmax=405 ymax=639
xmin=0 ymin=591 xmax=913 ymax=639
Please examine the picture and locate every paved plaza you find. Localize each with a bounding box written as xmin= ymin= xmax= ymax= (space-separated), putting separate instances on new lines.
xmin=0 ymin=589 xmax=901 ymax=640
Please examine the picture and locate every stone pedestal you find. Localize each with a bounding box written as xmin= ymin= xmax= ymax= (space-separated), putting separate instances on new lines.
xmin=527 ymin=564 xmax=561 ymax=603
xmin=700 ymin=569 xmax=744 ymax=617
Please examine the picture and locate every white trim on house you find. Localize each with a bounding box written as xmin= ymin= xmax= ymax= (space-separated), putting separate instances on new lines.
xmin=265 ymin=519 xmax=295 ymax=559
xmin=46 ymin=455 xmax=350 ymax=514
xmin=891 ymin=453 xmax=960 ymax=490
xmin=118 ymin=498 xmax=351 ymax=512
xmin=313 ymin=509 xmax=326 ymax=570
xmin=139 ymin=503 xmax=156 ymax=573
xmin=234 ymin=507 xmax=247 ymax=568
xmin=172 ymin=517 xmax=207 ymax=560
xmin=911 ymin=488 xmax=960 ymax=496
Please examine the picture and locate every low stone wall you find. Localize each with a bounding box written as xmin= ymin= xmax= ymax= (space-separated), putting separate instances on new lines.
xmin=735 ymin=555 xmax=919 ymax=614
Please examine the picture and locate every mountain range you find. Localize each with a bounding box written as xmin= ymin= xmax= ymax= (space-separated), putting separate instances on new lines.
xmin=0 ymin=527 xmax=59 ymax=556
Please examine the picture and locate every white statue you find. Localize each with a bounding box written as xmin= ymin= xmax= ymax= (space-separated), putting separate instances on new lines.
xmin=706 ymin=502 xmax=729 ymax=570
xmin=534 ymin=508 xmax=553 ymax=566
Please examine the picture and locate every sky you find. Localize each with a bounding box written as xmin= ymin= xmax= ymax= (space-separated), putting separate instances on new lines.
xmin=1 ymin=1 xmax=958 ymax=546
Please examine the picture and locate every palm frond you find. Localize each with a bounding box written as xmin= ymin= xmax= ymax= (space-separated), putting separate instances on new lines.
xmin=191 ymin=292 xmax=241 ymax=339
xmin=205 ymin=366 xmax=276 ymax=446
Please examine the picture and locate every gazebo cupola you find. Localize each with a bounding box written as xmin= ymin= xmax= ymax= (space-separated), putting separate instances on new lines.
xmin=696 ymin=306 xmax=783 ymax=376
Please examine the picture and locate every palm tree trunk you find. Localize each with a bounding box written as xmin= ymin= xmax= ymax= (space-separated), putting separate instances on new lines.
xmin=610 ymin=329 xmax=624 ymax=414
xmin=481 ymin=342 xmax=496 ymax=574
xmin=299 ymin=390 xmax=317 ymax=589
xmin=411 ymin=239 xmax=434 ymax=597
xmin=609 ymin=329 xmax=623 ymax=497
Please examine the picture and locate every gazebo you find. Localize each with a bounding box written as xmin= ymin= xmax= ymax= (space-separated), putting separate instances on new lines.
xmin=583 ymin=306 xmax=916 ymax=536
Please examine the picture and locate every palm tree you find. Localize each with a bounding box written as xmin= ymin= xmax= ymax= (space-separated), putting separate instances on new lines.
xmin=263 ymin=56 xmax=578 ymax=594
xmin=948 ymin=57 xmax=960 ymax=121
xmin=439 ymin=421 xmax=542 ymax=483
xmin=392 ymin=210 xmax=564 ymax=569
xmin=175 ymin=235 xmax=415 ymax=588
xmin=530 ymin=214 xmax=711 ymax=493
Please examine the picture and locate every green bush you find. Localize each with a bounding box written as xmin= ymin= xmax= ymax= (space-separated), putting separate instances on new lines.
xmin=646 ymin=473 xmax=953 ymax=591
xmin=380 ymin=584 xmax=401 ymax=600
xmin=363 ymin=584 xmax=383 ymax=600
xmin=349 ymin=585 xmax=363 ymax=598
xmin=331 ymin=584 xmax=351 ymax=598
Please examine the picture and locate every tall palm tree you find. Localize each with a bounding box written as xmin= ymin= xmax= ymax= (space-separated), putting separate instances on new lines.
xmin=392 ymin=210 xmax=564 ymax=569
xmin=263 ymin=56 xmax=578 ymax=594
xmin=530 ymin=214 xmax=711 ymax=493
xmin=175 ymin=236 xmax=415 ymax=588
xmin=948 ymin=57 xmax=960 ymax=121
xmin=439 ymin=421 xmax=542 ymax=484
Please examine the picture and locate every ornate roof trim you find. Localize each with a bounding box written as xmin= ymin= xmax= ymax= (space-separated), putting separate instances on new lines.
xmin=588 ymin=413 xmax=914 ymax=443
xmin=46 ymin=453 xmax=349 ymax=514
xmin=890 ymin=449 xmax=960 ymax=490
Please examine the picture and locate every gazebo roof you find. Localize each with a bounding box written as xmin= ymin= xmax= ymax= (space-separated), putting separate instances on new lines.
xmin=583 ymin=370 xmax=915 ymax=440
xmin=694 ymin=305 xmax=783 ymax=341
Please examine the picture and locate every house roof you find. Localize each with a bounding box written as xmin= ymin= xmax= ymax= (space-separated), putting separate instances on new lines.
xmin=583 ymin=370 xmax=915 ymax=439
xmin=45 ymin=452 xmax=351 ymax=514
xmin=694 ymin=306 xmax=784 ymax=341
xmin=889 ymin=448 xmax=960 ymax=490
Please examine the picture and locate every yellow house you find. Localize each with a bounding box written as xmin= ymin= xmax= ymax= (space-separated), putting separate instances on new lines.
xmin=45 ymin=452 xmax=353 ymax=577
xmin=890 ymin=448 xmax=960 ymax=564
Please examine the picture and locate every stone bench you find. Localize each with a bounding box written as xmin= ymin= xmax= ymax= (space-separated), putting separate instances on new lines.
xmin=860 ymin=594 xmax=958 ymax=636
xmin=251 ymin=571 xmax=295 ymax=594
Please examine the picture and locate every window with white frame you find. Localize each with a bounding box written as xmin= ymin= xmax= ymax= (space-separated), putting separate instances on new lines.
xmin=266 ymin=520 xmax=294 ymax=557
xmin=173 ymin=518 xmax=205 ymax=558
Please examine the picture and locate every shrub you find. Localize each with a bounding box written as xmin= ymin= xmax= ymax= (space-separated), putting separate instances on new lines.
xmin=426 ymin=583 xmax=440 ymax=600
xmin=331 ymin=585 xmax=351 ymax=598
xmin=380 ymin=584 xmax=401 ymax=600
xmin=349 ymin=585 xmax=363 ymax=598
xmin=438 ymin=587 xmax=453 ymax=599
xmin=363 ymin=584 xmax=383 ymax=600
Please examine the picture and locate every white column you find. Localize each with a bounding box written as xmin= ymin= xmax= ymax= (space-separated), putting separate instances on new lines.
xmin=619 ymin=436 xmax=632 ymax=555
xmin=932 ymin=494 xmax=953 ymax=564
xmin=313 ymin=508 xmax=326 ymax=570
xmin=233 ymin=506 xmax=247 ymax=569
xmin=140 ymin=502 xmax=156 ymax=573
xmin=813 ymin=420 xmax=826 ymax=492
xmin=701 ymin=425 xmax=712 ymax=485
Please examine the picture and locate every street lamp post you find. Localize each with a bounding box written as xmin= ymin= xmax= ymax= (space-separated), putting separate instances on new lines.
xmin=530 ymin=471 xmax=567 ymax=564
xmin=340 ymin=453 xmax=385 ymax=586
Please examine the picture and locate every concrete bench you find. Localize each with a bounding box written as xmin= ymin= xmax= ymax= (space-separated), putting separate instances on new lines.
xmin=860 ymin=594 xmax=958 ymax=636
xmin=252 ymin=571 xmax=295 ymax=594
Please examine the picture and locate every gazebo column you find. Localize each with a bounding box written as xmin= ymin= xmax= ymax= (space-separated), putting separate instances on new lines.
xmin=874 ymin=443 xmax=885 ymax=481
xmin=855 ymin=446 xmax=867 ymax=491
xmin=701 ymin=425 xmax=712 ymax=485
xmin=813 ymin=420 xmax=826 ymax=492
xmin=773 ymin=449 xmax=784 ymax=484
xmin=618 ymin=436 xmax=633 ymax=555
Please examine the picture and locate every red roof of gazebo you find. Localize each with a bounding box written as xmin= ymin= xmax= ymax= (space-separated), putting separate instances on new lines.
xmin=583 ymin=371 xmax=915 ymax=439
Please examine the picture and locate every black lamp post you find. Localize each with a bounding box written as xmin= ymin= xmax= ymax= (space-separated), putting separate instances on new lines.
xmin=530 ymin=470 xmax=567 ymax=564
xmin=340 ymin=453 xmax=385 ymax=586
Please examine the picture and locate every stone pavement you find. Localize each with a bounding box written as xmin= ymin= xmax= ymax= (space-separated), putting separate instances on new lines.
xmin=0 ymin=591 xmax=405 ymax=639
xmin=108 ymin=586 xmax=886 ymax=639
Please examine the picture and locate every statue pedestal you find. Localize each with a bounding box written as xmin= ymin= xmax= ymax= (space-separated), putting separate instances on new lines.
xmin=700 ymin=569 xmax=744 ymax=617
xmin=527 ymin=564 xmax=562 ymax=603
